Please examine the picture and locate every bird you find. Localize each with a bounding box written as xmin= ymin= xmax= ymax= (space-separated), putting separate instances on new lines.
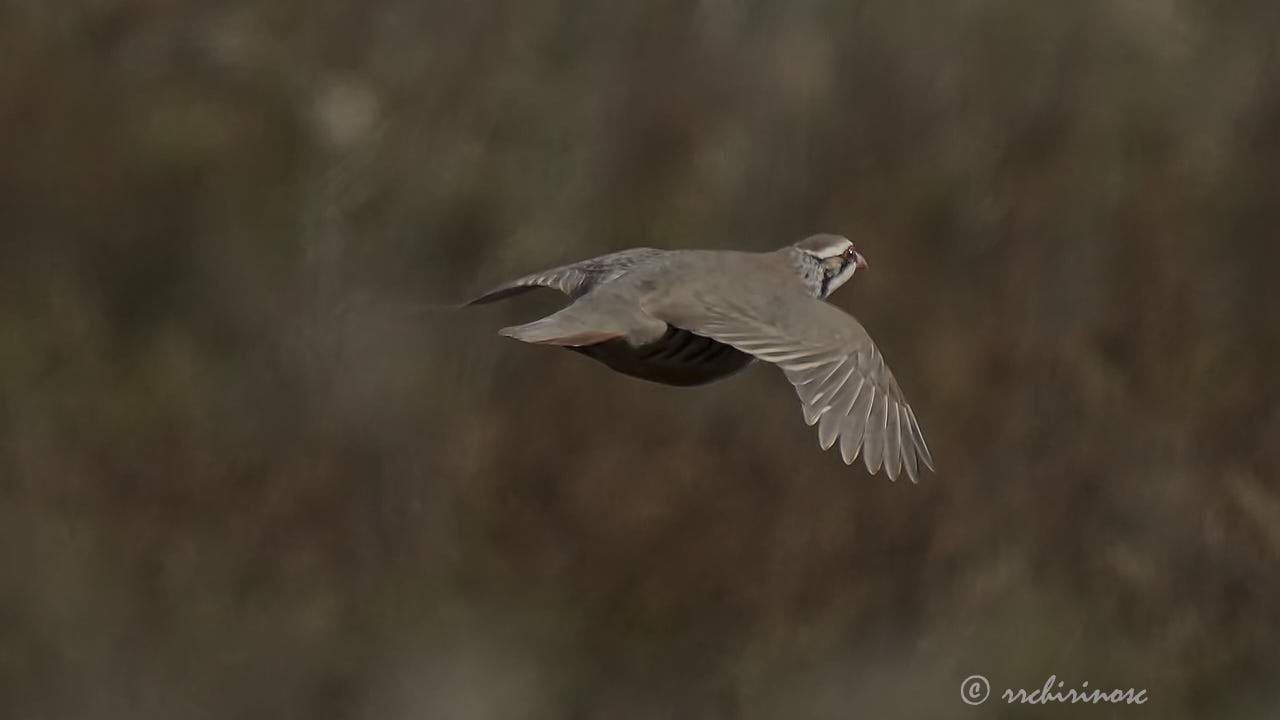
xmin=467 ymin=234 xmax=934 ymax=481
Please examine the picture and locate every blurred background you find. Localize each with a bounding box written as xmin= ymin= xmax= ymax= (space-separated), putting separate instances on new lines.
xmin=2 ymin=0 xmax=1278 ymax=717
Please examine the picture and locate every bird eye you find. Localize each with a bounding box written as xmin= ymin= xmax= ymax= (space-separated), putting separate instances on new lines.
xmin=842 ymin=247 xmax=857 ymax=261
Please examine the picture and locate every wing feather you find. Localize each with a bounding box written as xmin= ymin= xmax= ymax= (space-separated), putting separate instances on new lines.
xmin=818 ymin=377 xmax=864 ymax=451
xmin=906 ymin=405 xmax=935 ymax=472
xmin=899 ymin=405 xmax=918 ymax=480
xmin=885 ymin=402 xmax=903 ymax=481
xmin=863 ymin=391 xmax=887 ymax=474
xmin=840 ymin=385 xmax=876 ymax=465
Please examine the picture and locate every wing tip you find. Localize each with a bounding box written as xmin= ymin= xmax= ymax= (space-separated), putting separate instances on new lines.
xmin=904 ymin=404 xmax=936 ymax=472
xmin=803 ymin=404 xmax=830 ymax=427
xmin=821 ymin=425 xmax=934 ymax=482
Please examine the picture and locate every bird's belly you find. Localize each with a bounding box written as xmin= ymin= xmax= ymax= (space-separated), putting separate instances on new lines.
xmin=571 ymin=326 xmax=754 ymax=386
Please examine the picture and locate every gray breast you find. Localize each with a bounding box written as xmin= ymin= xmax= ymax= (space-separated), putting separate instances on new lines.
xmin=571 ymin=326 xmax=754 ymax=386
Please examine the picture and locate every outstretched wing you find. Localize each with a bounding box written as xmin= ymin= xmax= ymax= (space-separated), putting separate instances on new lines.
xmin=467 ymin=248 xmax=666 ymax=305
xmin=643 ymin=275 xmax=934 ymax=481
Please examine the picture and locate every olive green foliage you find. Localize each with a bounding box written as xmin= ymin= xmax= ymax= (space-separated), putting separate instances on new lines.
xmin=1 ymin=0 xmax=1278 ymax=717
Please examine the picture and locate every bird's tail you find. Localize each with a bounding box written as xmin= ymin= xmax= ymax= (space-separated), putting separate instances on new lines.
xmin=499 ymin=310 xmax=621 ymax=347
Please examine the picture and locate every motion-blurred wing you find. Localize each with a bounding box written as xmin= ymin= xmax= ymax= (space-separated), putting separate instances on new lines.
xmin=467 ymin=248 xmax=665 ymax=305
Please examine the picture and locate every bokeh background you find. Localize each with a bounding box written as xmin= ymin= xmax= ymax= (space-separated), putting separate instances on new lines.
xmin=3 ymin=0 xmax=1279 ymax=717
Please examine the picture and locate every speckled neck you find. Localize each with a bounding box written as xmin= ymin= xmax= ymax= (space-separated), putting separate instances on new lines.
xmin=783 ymin=247 xmax=826 ymax=298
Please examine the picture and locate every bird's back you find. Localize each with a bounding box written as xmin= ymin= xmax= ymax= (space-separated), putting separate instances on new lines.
xmin=554 ymin=249 xmax=802 ymax=386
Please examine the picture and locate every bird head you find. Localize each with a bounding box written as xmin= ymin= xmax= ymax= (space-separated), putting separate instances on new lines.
xmin=792 ymin=234 xmax=868 ymax=298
